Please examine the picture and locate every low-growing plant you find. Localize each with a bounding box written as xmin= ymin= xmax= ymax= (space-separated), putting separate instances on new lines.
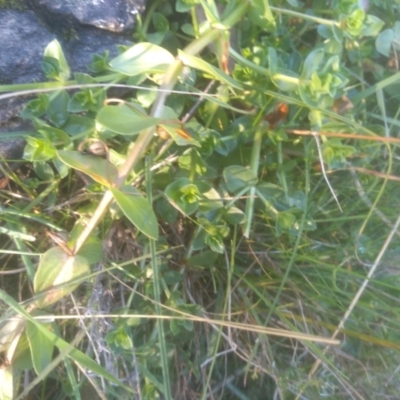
xmin=1 ymin=0 xmax=400 ymax=399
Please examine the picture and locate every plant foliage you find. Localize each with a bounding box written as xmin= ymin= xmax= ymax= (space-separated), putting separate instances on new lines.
xmin=1 ymin=0 xmax=400 ymax=398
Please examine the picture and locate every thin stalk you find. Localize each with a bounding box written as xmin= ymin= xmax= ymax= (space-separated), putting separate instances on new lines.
xmin=270 ymin=6 xmax=339 ymax=26
xmin=243 ymin=105 xmax=268 ymax=238
xmin=146 ymin=156 xmax=172 ymax=399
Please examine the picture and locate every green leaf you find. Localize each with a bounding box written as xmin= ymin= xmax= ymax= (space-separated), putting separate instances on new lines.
xmin=178 ymin=51 xmax=243 ymax=90
xmin=268 ymin=47 xmax=278 ymax=76
xmin=170 ymin=319 xmax=180 ymax=336
xmin=20 ymin=94 xmax=49 ymax=119
xmin=96 ymin=104 xmax=160 ymax=135
xmin=165 ymin=178 xmax=202 ymax=215
xmin=341 ymin=8 xmax=365 ymax=37
xmin=57 ymin=150 xmax=118 ymax=187
xmin=109 ymin=42 xmax=175 ymax=76
xmin=301 ymin=48 xmax=324 ymax=79
xmin=77 ymin=237 xmax=103 ymax=265
xmin=24 ymin=137 xmax=56 ymax=162
xmin=276 ymin=210 xmax=297 ymax=235
xmin=251 ymin=0 xmax=274 ymax=23
xmin=376 ymin=29 xmax=394 ymax=57
xmin=152 ymin=12 xmax=169 ymax=32
xmin=33 ymin=119 xmax=70 ymax=146
xmin=223 ymin=206 xmax=245 ymax=225
xmin=223 ymin=166 xmax=258 ymax=193
xmin=34 ymin=247 xmax=90 ymax=307
xmin=33 ymin=161 xmax=54 ymax=180
xmin=46 ymin=90 xmax=70 ymax=127
xmin=187 ymin=250 xmax=218 ymax=269
xmin=198 ymin=184 xmax=224 ymax=212
xmin=110 ymin=187 xmax=159 ymax=240
xmin=318 ymin=25 xmax=333 ymax=39
xmin=62 ymin=115 xmax=95 ymax=137
xmin=26 ymin=314 xmax=54 ymax=375
xmin=362 ymin=14 xmax=384 ymax=37
xmin=43 ymin=39 xmax=70 ymax=82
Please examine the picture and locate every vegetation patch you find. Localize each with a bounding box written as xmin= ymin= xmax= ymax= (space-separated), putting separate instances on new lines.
xmin=1 ymin=0 xmax=400 ymax=399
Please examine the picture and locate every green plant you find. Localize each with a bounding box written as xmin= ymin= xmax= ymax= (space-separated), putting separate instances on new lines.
xmin=1 ymin=0 xmax=400 ymax=398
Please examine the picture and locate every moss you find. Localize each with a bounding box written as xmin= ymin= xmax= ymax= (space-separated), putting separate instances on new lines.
xmin=0 ymin=0 xmax=27 ymax=10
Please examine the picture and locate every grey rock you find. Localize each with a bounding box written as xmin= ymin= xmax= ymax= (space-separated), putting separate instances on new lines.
xmin=27 ymin=0 xmax=144 ymax=33
xmin=0 ymin=10 xmax=54 ymax=84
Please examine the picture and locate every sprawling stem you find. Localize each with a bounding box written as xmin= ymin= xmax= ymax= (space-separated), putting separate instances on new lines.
xmin=73 ymin=1 xmax=249 ymax=254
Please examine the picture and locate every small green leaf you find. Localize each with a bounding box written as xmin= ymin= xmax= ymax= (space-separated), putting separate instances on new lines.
xmin=224 ymin=166 xmax=258 ymax=193
xmin=186 ymin=250 xmax=219 ymax=269
xmin=96 ymin=104 xmax=160 ymax=135
xmin=276 ymin=210 xmax=297 ymax=235
xmin=57 ymin=150 xmax=118 ymax=187
xmin=33 ymin=119 xmax=70 ymax=146
xmin=43 ymin=39 xmax=70 ymax=82
xmin=34 ymin=247 xmax=90 ymax=307
xmin=34 ymin=162 xmax=54 ymax=180
xmin=301 ymin=48 xmax=324 ymax=79
xmin=24 ymin=137 xmax=56 ymax=162
xmin=46 ymin=90 xmax=70 ymax=127
xmin=223 ymin=206 xmax=245 ymax=225
xmin=341 ymin=8 xmax=365 ymax=37
xmin=109 ymin=42 xmax=175 ymax=76
xmin=362 ymin=14 xmax=384 ymax=37
xmin=318 ymin=25 xmax=333 ymax=39
xmin=376 ymin=29 xmax=394 ymax=57
xmin=20 ymin=94 xmax=49 ymax=119
xmin=110 ymin=187 xmax=159 ymax=240
xmin=170 ymin=319 xmax=180 ymax=336
xmin=152 ymin=12 xmax=169 ymax=32
xmin=165 ymin=178 xmax=200 ymax=215
xmin=62 ymin=115 xmax=95 ymax=137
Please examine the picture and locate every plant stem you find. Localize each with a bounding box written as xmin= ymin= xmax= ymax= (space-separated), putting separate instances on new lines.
xmin=270 ymin=6 xmax=339 ymax=26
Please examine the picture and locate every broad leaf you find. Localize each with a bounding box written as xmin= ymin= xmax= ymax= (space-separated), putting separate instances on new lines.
xmin=57 ymin=150 xmax=118 ymax=187
xmin=223 ymin=166 xmax=258 ymax=193
xmin=96 ymin=104 xmax=160 ymax=135
xmin=109 ymin=42 xmax=175 ymax=76
xmin=34 ymin=247 xmax=90 ymax=307
xmin=110 ymin=187 xmax=159 ymax=240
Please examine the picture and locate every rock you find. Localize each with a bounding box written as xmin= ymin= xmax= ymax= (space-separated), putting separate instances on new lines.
xmin=26 ymin=0 xmax=144 ymax=33
xmin=0 ymin=1 xmax=145 ymax=176
xmin=0 ymin=10 xmax=54 ymax=84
